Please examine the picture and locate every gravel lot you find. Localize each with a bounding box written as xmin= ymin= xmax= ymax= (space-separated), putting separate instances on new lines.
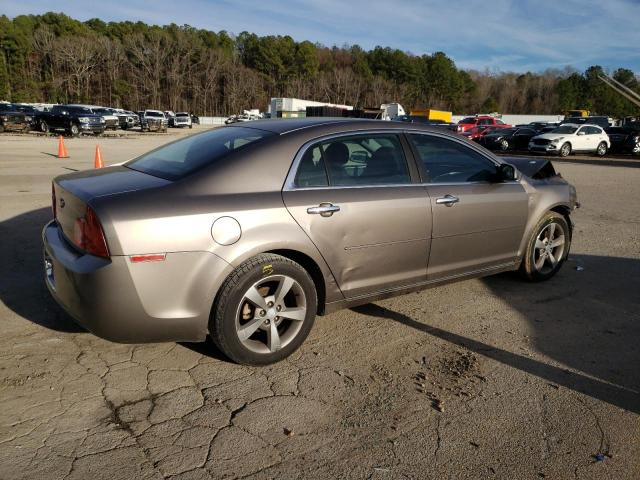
xmin=1 ymin=129 xmax=639 ymax=479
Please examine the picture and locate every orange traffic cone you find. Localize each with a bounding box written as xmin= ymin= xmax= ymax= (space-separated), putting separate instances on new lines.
xmin=94 ymin=144 xmax=104 ymax=169
xmin=57 ymin=135 xmax=69 ymax=158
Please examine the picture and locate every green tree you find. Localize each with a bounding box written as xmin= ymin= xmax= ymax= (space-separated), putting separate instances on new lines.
xmin=0 ymin=52 xmax=10 ymax=100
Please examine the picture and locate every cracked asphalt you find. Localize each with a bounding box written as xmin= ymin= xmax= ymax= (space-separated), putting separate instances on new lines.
xmin=1 ymin=130 xmax=639 ymax=479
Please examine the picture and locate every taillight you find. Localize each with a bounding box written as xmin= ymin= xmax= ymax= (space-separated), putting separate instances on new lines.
xmin=72 ymin=206 xmax=110 ymax=257
xmin=52 ymin=183 xmax=57 ymax=220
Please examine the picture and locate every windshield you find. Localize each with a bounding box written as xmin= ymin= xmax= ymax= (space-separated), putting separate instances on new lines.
xmin=552 ymin=125 xmax=578 ymax=134
xmin=460 ymin=117 xmax=477 ymax=124
xmin=176 ymin=113 xmax=189 ymax=117
xmin=126 ymin=126 xmax=274 ymax=180
xmin=69 ymin=107 xmax=93 ymax=114
xmin=146 ymin=111 xmax=163 ymax=117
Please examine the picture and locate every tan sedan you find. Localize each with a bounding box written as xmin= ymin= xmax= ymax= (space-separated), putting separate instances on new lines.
xmin=43 ymin=119 xmax=578 ymax=364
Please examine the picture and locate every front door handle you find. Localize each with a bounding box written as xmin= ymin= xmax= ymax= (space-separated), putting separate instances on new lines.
xmin=307 ymin=203 xmax=340 ymax=217
xmin=436 ymin=194 xmax=459 ymax=206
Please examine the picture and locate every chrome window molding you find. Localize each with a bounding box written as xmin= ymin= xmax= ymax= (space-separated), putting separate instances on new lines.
xmin=283 ymin=129 xmax=415 ymax=191
xmin=283 ymin=128 xmax=513 ymax=192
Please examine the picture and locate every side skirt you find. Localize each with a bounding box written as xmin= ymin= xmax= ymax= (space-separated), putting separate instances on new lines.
xmin=322 ymin=261 xmax=519 ymax=315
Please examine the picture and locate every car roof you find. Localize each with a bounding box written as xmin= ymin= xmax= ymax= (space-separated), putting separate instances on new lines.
xmin=238 ymin=117 xmax=451 ymax=136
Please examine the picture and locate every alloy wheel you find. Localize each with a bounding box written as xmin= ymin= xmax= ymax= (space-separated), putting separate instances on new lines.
xmin=235 ymin=275 xmax=307 ymax=354
xmin=597 ymin=142 xmax=607 ymax=156
xmin=533 ymin=222 xmax=565 ymax=274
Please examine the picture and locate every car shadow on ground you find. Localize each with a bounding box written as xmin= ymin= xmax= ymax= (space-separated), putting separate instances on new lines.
xmin=354 ymin=253 xmax=640 ymax=414
xmin=0 ymin=207 xmax=84 ymax=333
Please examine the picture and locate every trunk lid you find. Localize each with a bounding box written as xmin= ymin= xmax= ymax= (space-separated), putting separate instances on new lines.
xmin=53 ymin=166 xmax=171 ymax=244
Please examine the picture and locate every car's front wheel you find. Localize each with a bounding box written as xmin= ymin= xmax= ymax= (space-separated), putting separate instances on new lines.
xmin=210 ymin=253 xmax=317 ymax=365
xmin=500 ymin=139 xmax=510 ymax=151
xmin=559 ymin=142 xmax=571 ymax=157
xmin=519 ymin=211 xmax=570 ymax=281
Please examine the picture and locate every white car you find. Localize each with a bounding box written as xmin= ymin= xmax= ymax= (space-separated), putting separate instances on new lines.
xmin=528 ymin=123 xmax=610 ymax=157
xmin=173 ymin=112 xmax=192 ymax=128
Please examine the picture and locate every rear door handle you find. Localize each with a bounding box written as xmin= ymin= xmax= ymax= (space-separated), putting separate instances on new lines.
xmin=307 ymin=203 xmax=340 ymax=217
xmin=436 ymin=194 xmax=459 ymax=206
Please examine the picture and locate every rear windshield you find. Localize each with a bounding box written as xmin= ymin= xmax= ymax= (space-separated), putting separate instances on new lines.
xmin=460 ymin=117 xmax=477 ymax=124
xmin=126 ymin=126 xmax=274 ymax=180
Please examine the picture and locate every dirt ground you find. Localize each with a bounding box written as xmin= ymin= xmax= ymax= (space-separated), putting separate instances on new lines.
xmin=0 ymin=128 xmax=638 ymax=479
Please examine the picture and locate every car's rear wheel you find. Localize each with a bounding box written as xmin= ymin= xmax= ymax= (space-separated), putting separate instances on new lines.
xmin=210 ymin=253 xmax=317 ymax=365
xmin=559 ymin=142 xmax=571 ymax=157
xmin=519 ymin=212 xmax=570 ymax=281
xmin=596 ymin=141 xmax=607 ymax=157
xmin=40 ymin=121 xmax=49 ymax=133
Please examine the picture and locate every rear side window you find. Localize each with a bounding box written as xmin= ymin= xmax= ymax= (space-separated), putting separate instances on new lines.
xmin=294 ymin=133 xmax=410 ymax=187
xmin=409 ymin=134 xmax=497 ymax=183
xmin=126 ymin=126 xmax=274 ymax=180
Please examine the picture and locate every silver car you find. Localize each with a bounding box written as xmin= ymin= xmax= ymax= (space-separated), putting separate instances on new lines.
xmin=43 ymin=119 xmax=578 ymax=365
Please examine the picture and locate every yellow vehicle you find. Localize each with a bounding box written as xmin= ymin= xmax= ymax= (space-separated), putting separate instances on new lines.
xmin=409 ymin=109 xmax=452 ymax=123
xmin=565 ymin=109 xmax=590 ymax=118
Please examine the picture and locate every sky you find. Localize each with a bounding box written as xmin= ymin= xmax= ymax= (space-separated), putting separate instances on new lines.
xmin=2 ymin=0 xmax=639 ymax=73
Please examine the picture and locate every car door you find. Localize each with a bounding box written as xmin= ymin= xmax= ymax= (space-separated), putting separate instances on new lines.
xmin=407 ymin=133 xmax=529 ymax=281
xmin=585 ymin=126 xmax=604 ymax=151
xmin=574 ymin=126 xmax=592 ymax=151
xmin=283 ymin=132 xmax=431 ymax=299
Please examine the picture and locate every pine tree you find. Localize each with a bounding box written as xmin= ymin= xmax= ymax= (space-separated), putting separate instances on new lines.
xmin=0 ymin=53 xmax=10 ymax=101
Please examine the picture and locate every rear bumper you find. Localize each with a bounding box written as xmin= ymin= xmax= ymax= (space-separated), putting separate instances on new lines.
xmin=42 ymin=220 xmax=234 ymax=343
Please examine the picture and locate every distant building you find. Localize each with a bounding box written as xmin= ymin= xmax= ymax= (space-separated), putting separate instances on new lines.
xmin=269 ymin=98 xmax=353 ymax=118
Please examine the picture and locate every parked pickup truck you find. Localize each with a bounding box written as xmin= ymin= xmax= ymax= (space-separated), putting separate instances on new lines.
xmin=456 ymin=115 xmax=511 ymax=133
xmin=0 ymin=103 xmax=34 ymax=133
xmin=37 ymin=105 xmax=105 ymax=136
xmin=139 ymin=110 xmax=168 ymax=132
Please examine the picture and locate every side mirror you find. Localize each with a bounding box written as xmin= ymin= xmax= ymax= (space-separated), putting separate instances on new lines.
xmin=497 ymin=163 xmax=517 ymax=182
xmin=577 ymin=131 xmax=585 ymax=136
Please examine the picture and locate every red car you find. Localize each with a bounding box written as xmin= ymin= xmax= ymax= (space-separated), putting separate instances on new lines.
xmin=461 ymin=125 xmax=502 ymax=142
xmin=456 ymin=116 xmax=511 ymax=133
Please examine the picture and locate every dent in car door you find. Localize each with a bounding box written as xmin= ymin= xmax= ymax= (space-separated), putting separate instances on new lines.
xmin=408 ymin=133 xmax=528 ymax=281
xmin=426 ymin=183 xmax=528 ymax=279
xmin=282 ymin=133 xmax=431 ymax=299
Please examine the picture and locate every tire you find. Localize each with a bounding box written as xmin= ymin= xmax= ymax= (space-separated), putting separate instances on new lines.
xmin=0 ymin=124 xmax=4 ymax=133
xmin=519 ymin=211 xmax=571 ymax=282
xmin=500 ymin=139 xmax=510 ymax=151
xmin=210 ymin=253 xmax=317 ymax=365
xmin=596 ymin=141 xmax=607 ymax=157
xmin=40 ymin=121 xmax=49 ymax=133
xmin=69 ymin=124 xmax=80 ymax=137
xmin=559 ymin=142 xmax=571 ymax=157
xmin=189 ymin=124 xmax=193 ymax=129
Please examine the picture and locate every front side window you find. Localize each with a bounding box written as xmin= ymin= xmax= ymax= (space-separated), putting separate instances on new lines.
xmin=126 ymin=126 xmax=274 ymax=180
xmin=409 ymin=134 xmax=498 ymax=183
xmin=294 ymin=134 xmax=410 ymax=187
